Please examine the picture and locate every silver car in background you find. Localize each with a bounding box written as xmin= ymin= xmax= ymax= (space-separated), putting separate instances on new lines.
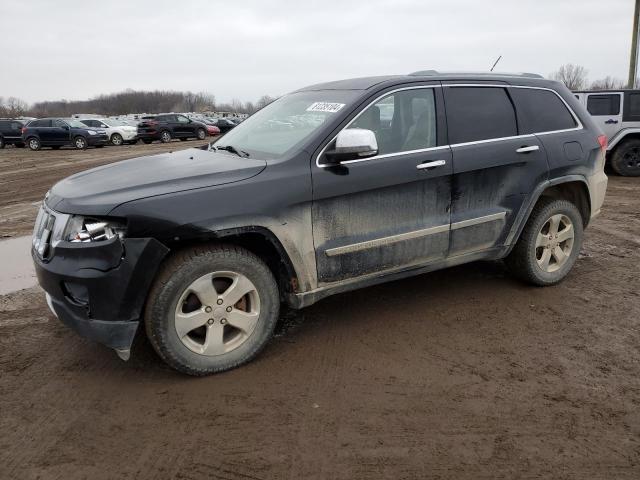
xmin=78 ymin=118 xmax=138 ymax=145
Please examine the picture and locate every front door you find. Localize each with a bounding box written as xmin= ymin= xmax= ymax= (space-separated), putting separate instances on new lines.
xmin=585 ymin=92 xmax=623 ymax=139
xmin=443 ymin=85 xmax=549 ymax=256
xmin=51 ymin=119 xmax=71 ymax=145
xmin=312 ymin=85 xmax=452 ymax=284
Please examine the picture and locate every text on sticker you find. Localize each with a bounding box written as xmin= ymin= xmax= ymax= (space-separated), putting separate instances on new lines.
xmin=306 ymin=102 xmax=345 ymax=113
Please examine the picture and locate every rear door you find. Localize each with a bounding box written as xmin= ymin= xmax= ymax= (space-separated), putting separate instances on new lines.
xmin=312 ymin=85 xmax=452 ymax=284
xmin=585 ymin=92 xmax=622 ymax=139
xmin=35 ymin=120 xmax=55 ymax=143
xmin=443 ymin=85 xmax=548 ymax=256
xmin=175 ymin=115 xmax=193 ymax=136
xmin=51 ymin=119 xmax=71 ymax=144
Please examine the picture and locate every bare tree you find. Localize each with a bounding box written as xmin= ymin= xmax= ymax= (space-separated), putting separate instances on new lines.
xmin=549 ymin=64 xmax=589 ymax=90
xmin=256 ymin=95 xmax=276 ymax=110
xmin=589 ymin=76 xmax=626 ymax=90
xmin=1 ymin=97 xmax=29 ymax=117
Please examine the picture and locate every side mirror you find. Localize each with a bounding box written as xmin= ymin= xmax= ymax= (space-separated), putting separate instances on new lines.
xmin=323 ymin=128 xmax=378 ymax=165
xmin=62 ymin=125 xmax=69 ymax=130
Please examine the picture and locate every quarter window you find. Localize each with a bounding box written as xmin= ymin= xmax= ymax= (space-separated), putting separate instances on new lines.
xmin=177 ymin=115 xmax=190 ymax=123
xmin=624 ymin=93 xmax=640 ymax=121
xmin=348 ymin=88 xmax=436 ymax=155
xmin=444 ymin=87 xmax=517 ymax=144
xmin=587 ymin=94 xmax=620 ymax=115
xmin=511 ymin=88 xmax=577 ymax=133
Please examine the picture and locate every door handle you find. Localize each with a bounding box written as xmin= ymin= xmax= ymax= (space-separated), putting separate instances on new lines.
xmin=604 ymin=119 xmax=619 ymax=124
xmin=516 ymin=145 xmax=540 ymax=154
xmin=416 ymin=160 xmax=446 ymax=170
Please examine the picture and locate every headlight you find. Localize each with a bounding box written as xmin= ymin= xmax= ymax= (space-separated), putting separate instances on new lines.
xmin=88 ymin=130 xmax=97 ymax=135
xmin=64 ymin=216 xmax=126 ymax=242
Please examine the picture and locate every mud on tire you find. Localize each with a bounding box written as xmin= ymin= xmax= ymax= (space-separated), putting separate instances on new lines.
xmin=505 ymin=198 xmax=584 ymax=286
xmin=144 ymin=244 xmax=280 ymax=375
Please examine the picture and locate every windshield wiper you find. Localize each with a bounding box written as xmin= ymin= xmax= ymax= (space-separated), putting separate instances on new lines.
xmin=211 ymin=144 xmax=250 ymax=157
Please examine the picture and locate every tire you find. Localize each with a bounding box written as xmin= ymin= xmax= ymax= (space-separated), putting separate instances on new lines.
xmin=110 ymin=133 xmax=123 ymax=146
xmin=27 ymin=137 xmax=41 ymax=151
xmin=143 ymin=139 xmax=153 ymax=144
xmin=74 ymin=136 xmax=87 ymax=150
xmin=506 ymin=198 xmax=583 ymax=286
xmin=0 ymin=137 xmax=4 ymax=149
xmin=160 ymin=130 xmax=171 ymax=143
xmin=145 ymin=244 xmax=280 ymax=376
xmin=610 ymin=139 xmax=640 ymax=177
xmin=196 ymin=128 xmax=206 ymax=140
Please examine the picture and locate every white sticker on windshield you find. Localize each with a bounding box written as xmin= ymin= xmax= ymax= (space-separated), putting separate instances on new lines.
xmin=306 ymin=102 xmax=345 ymax=113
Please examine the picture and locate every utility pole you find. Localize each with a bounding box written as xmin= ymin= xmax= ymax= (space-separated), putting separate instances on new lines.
xmin=629 ymin=0 xmax=640 ymax=88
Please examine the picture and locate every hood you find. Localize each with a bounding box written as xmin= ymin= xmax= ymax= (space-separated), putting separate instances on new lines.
xmin=47 ymin=148 xmax=267 ymax=215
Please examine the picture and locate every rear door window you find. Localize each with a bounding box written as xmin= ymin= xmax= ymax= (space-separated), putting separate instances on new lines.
xmin=30 ymin=120 xmax=51 ymax=128
xmin=623 ymin=92 xmax=640 ymax=121
xmin=510 ymin=88 xmax=577 ymax=133
xmin=587 ymin=94 xmax=621 ymax=115
xmin=444 ymin=87 xmax=517 ymax=144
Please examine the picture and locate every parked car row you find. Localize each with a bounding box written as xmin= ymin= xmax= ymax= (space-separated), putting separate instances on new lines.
xmin=0 ymin=113 xmax=238 ymax=151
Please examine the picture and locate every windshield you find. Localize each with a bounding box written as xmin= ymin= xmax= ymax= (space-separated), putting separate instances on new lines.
xmin=66 ymin=119 xmax=90 ymax=128
xmin=213 ymin=90 xmax=361 ymax=159
xmin=103 ymin=118 xmax=128 ymax=126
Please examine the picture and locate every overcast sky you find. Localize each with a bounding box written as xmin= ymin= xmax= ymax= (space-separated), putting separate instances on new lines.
xmin=1 ymin=0 xmax=635 ymax=104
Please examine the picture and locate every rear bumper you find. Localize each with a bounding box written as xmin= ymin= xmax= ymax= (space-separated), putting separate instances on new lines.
xmin=33 ymin=237 xmax=169 ymax=351
xmin=137 ymin=131 xmax=160 ymax=140
xmin=587 ymin=170 xmax=608 ymax=219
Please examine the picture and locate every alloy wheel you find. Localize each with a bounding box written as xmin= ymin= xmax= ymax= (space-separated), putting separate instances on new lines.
xmin=75 ymin=137 xmax=86 ymax=149
xmin=623 ymin=147 xmax=640 ymax=170
xmin=535 ymin=214 xmax=574 ymax=273
xmin=161 ymin=131 xmax=171 ymax=143
xmin=174 ymin=271 xmax=260 ymax=356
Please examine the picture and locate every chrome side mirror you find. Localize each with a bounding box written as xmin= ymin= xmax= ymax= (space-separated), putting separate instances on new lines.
xmin=323 ymin=128 xmax=378 ymax=164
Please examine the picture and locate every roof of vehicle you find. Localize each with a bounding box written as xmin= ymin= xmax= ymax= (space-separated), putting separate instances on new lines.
xmin=297 ymin=71 xmax=556 ymax=92
xmin=573 ymin=89 xmax=640 ymax=93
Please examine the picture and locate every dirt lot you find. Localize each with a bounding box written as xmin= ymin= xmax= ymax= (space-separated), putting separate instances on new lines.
xmin=1 ymin=143 xmax=640 ymax=479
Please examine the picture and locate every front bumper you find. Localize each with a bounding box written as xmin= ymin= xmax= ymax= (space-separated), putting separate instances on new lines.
xmin=33 ymin=237 xmax=168 ymax=351
xmin=121 ymin=130 xmax=138 ymax=141
xmin=87 ymin=135 xmax=109 ymax=146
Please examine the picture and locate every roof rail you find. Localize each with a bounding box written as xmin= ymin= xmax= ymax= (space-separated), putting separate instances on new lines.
xmin=409 ymin=70 xmax=543 ymax=79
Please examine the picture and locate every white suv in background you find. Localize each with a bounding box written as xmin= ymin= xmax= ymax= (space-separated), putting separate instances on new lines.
xmin=78 ymin=118 xmax=138 ymax=146
xmin=574 ymin=89 xmax=640 ymax=176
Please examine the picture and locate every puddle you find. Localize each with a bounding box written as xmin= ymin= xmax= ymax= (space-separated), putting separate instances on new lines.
xmin=0 ymin=236 xmax=37 ymax=295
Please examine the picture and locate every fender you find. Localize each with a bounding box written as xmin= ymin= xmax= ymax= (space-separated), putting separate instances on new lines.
xmin=608 ymin=128 xmax=640 ymax=150
xmin=503 ymin=175 xmax=590 ymax=254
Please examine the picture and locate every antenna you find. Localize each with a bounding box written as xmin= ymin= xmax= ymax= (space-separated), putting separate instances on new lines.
xmin=490 ymin=55 xmax=502 ymax=72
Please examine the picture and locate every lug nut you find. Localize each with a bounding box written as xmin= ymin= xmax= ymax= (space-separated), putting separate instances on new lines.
xmin=221 ymin=318 xmax=227 ymax=324
xmin=207 ymin=318 xmax=214 ymax=325
xmin=205 ymin=306 xmax=212 ymax=313
xmin=217 ymin=299 xmax=223 ymax=305
xmin=226 ymin=306 xmax=232 ymax=312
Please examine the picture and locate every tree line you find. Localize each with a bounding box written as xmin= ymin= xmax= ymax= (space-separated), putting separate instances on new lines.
xmin=549 ymin=64 xmax=630 ymax=90
xmin=0 ymin=90 xmax=277 ymax=118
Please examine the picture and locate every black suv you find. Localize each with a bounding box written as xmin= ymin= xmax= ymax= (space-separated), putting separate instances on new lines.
xmin=33 ymin=72 xmax=607 ymax=375
xmin=137 ymin=114 xmax=207 ymax=143
xmin=22 ymin=118 xmax=109 ymax=150
xmin=0 ymin=119 xmax=26 ymax=148
xmin=208 ymin=117 xmax=237 ymax=133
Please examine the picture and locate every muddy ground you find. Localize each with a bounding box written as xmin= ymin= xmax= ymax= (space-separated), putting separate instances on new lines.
xmin=1 ymin=143 xmax=640 ymax=479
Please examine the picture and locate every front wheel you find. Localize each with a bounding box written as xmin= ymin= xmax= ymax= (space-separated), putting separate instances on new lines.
xmin=110 ymin=133 xmax=123 ymax=146
xmin=505 ymin=198 xmax=583 ymax=286
xmin=74 ymin=136 xmax=87 ymax=150
xmin=145 ymin=245 xmax=280 ymax=376
xmin=610 ymin=139 xmax=640 ymax=177
xmin=196 ymin=128 xmax=206 ymax=140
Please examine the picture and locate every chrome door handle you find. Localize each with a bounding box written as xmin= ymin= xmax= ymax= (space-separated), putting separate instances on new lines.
xmin=516 ymin=145 xmax=540 ymax=154
xmin=417 ymin=160 xmax=446 ymax=170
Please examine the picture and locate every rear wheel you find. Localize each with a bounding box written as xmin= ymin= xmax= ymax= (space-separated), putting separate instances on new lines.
xmin=610 ymin=139 xmax=640 ymax=177
xmin=145 ymin=245 xmax=280 ymax=376
xmin=27 ymin=137 xmax=41 ymax=151
xmin=110 ymin=133 xmax=123 ymax=146
xmin=160 ymin=130 xmax=171 ymax=143
xmin=506 ymin=198 xmax=583 ymax=286
xmin=74 ymin=136 xmax=87 ymax=150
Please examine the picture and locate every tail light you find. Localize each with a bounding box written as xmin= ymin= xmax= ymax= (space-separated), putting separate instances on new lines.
xmin=146 ymin=120 xmax=158 ymax=126
xmin=21 ymin=127 xmax=27 ymax=134
xmin=597 ymin=134 xmax=607 ymax=153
